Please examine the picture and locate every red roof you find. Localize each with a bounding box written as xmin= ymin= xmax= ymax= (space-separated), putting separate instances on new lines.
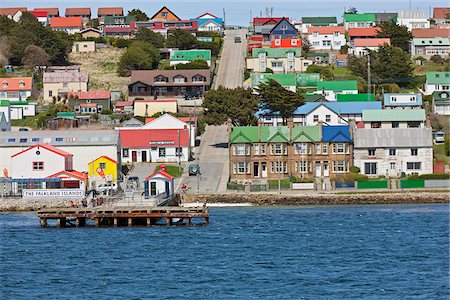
xmin=104 ymin=26 xmax=133 ymax=33
xmin=434 ymin=7 xmax=450 ymax=19
xmin=120 ymin=129 xmax=189 ymax=148
xmin=354 ymin=38 xmax=390 ymax=47
xmin=65 ymin=8 xmax=91 ymax=16
xmin=308 ymin=26 xmax=345 ymax=35
xmin=47 ymin=170 xmax=88 ymax=180
xmin=50 ymin=16 xmax=83 ymax=28
xmin=0 ymin=77 xmax=32 ymax=91
xmin=30 ymin=11 xmax=48 ymax=17
xmin=80 ymin=103 xmax=98 ymax=107
xmin=145 ymin=116 xmax=197 ymax=123
xmin=145 ymin=169 xmax=174 ymax=180
xmin=98 ymin=7 xmax=123 ymax=16
xmin=88 ymin=155 xmax=118 ymax=165
xmin=115 ymin=101 xmax=133 ymax=107
xmin=196 ymin=12 xmax=219 ymax=19
xmin=11 ymin=144 xmax=72 ymax=158
xmin=34 ymin=8 xmax=59 ymax=16
xmin=253 ymin=17 xmax=285 ymax=26
xmin=411 ymin=28 xmax=450 ymax=38
xmin=68 ymin=91 xmax=110 ymax=100
xmin=348 ymin=27 xmax=381 ymax=37
xmin=0 ymin=7 xmax=27 ymax=16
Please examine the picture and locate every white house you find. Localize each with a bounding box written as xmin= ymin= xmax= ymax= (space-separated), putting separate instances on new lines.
xmin=424 ymin=72 xmax=450 ymax=95
xmin=144 ymin=165 xmax=175 ymax=199
xmin=361 ymin=109 xmax=426 ymax=129
xmin=0 ymin=8 xmax=25 ymax=22
xmin=397 ymin=11 xmax=430 ymax=31
xmin=10 ymin=101 xmax=37 ymax=120
xmin=0 ymin=77 xmax=32 ymax=101
xmin=120 ymin=129 xmax=190 ymax=163
xmin=50 ymin=16 xmax=83 ymax=35
xmin=410 ymin=38 xmax=450 ymax=59
xmin=354 ymin=128 xmax=433 ymax=177
xmin=349 ymin=38 xmax=391 ymax=57
xmin=313 ymin=80 xmax=358 ymax=101
xmin=191 ymin=12 xmax=223 ymax=33
xmin=433 ymin=91 xmax=450 ymax=116
xmin=383 ymin=93 xmax=422 ymax=109
xmin=307 ymin=26 xmax=346 ymax=50
xmin=298 ymin=16 xmax=338 ymax=34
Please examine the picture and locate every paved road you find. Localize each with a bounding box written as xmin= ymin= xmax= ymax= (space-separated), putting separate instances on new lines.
xmin=182 ymin=125 xmax=229 ymax=194
xmin=214 ymin=29 xmax=248 ymax=89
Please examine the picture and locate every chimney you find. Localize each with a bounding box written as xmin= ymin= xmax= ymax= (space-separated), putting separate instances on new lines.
xmin=318 ymin=120 xmax=323 ymax=139
xmin=348 ymin=119 xmax=355 ymax=139
xmin=227 ymin=118 xmax=232 ymax=133
xmin=258 ymin=119 xmax=262 ymax=141
xmin=287 ymin=118 xmax=293 ymax=141
xmin=426 ymin=112 xmax=430 ymax=128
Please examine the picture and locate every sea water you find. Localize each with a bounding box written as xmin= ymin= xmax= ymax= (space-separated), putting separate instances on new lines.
xmin=1 ymin=205 xmax=448 ymax=299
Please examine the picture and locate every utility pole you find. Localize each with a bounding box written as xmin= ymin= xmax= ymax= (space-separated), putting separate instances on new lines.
xmin=177 ymin=129 xmax=181 ymax=174
xmin=367 ymin=53 xmax=371 ymax=98
xmin=278 ymin=156 xmax=281 ymax=194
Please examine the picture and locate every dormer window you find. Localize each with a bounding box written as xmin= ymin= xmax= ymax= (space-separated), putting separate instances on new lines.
xmin=280 ymin=24 xmax=288 ymax=30
xmin=2 ymin=81 xmax=7 ymax=88
xmin=19 ymin=81 xmax=25 ymax=88
xmin=291 ymin=39 xmax=297 ymax=45
xmin=192 ymin=75 xmax=205 ymax=82
xmin=173 ymin=75 xmax=187 ymax=83
xmin=154 ymin=75 xmax=168 ymax=83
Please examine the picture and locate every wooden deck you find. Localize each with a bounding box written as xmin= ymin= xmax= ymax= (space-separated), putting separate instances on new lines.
xmin=37 ymin=206 xmax=209 ymax=227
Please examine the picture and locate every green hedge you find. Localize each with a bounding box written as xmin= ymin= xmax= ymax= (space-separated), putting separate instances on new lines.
xmin=401 ymin=179 xmax=425 ymax=189
xmin=358 ymin=181 xmax=388 ymax=189
xmin=227 ymin=182 xmax=245 ymax=190
xmin=269 ymin=179 xmax=291 ymax=189
xmin=407 ymin=174 xmax=450 ymax=180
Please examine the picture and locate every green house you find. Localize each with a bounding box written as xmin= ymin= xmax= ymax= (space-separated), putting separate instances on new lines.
xmin=252 ymin=73 xmax=297 ymax=91
xmin=252 ymin=48 xmax=302 ymax=58
xmin=344 ymin=13 xmax=376 ymax=29
xmin=170 ymin=49 xmax=212 ymax=66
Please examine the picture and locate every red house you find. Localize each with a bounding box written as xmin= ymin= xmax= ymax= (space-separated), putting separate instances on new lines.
xmin=270 ymin=38 xmax=302 ymax=48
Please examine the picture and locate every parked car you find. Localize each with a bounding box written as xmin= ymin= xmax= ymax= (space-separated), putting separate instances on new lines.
xmin=188 ymin=163 xmax=200 ymax=176
xmin=434 ymin=131 xmax=445 ymax=143
xmin=234 ymin=36 xmax=241 ymax=43
xmin=18 ymin=128 xmax=28 ymax=131
xmin=96 ymin=182 xmax=118 ymax=193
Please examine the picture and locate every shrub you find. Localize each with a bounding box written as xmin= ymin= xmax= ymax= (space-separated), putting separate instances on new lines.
xmin=377 ymin=83 xmax=400 ymax=93
xmin=101 ymin=109 xmax=113 ymax=115
xmin=115 ymin=39 xmax=132 ymax=48
xmin=430 ymin=55 xmax=444 ymax=64
xmin=290 ymin=176 xmax=314 ymax=183
xmin=407 ymin=173 xmax=450 ymax=180
xmin=265 ymin=68 xmax=274 ymax=73
xmin=349 ymin=166 xmax=360 ymax=173
xmin=332 ymin=172 xmax=368 ymax=182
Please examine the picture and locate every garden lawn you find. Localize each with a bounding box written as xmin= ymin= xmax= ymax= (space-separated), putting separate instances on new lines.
xmin=153 ymin=164 xmax=184 ymax=178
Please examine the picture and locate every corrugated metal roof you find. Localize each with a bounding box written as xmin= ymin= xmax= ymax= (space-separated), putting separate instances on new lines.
xmin=293 ymin=101 xmax=382 ymax=115
xmin=362 ymin=109 xmax=426 ymax=122
xmin=354 ymin=128 xmax=432 ymax=148
xmin=316 ymin=80 xmax=358 ymax=91
xmin=44 ymin=72 xmax=88 ymax=83
xmin=252 ymin=47 xmax=301 ymax=58
xmin=322 ymin=125 xmax=351 ymax=142
xmin=344 ymin=13 xmax=376 ymax=22
xmin=252 ymin=73 xmax=296 ymax=87
xmin=170 ymin=49 xmax=211 ymax=61
xmin=337 ymin=94 xmax=375 ymax=102
xmin=426 ymin=72 xmax=450 ymax=84
xmin=301 ymin=17 xmax=337 ymax=25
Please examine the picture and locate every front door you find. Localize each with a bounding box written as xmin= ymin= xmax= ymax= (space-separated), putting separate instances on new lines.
xmin=131 ymin=151 xmax=137 ymax=162
xmin=261 ymin=162 xmax=267 ymax=177
xmin=165 ymin=181 xmax=170 ymax=197
xmin=315 ymin=162 xmax=321 ymax=177
xmin=389 ymin=162 xmax=396 ymax=177
xmin=150 ymin=182 xmax=157 ymax=196
xmin=323 ymin=161 xmax=329 ymax=177
xmin=253 ymin=162 xmax=259 ymax=177
xmin=141 ymin=151 xmax=147 ymax=162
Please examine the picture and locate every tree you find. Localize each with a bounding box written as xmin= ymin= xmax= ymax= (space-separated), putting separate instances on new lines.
xmin=346 ymin=7 xmax=358 ymax=14
xmin=172 ymin=60 xmax=209 ymax=70
xmin=135 ymin=27 xmax=165 ymax=48
xmin=128 ymin=9 xmax=149 ymax=21
xmin=376 ymin=20 xmax=412 ymax=51
xmin=117 ymin=41 xmax=160 ymax=76
xmin=202 ymin=87 xmax=258 ymax=126
xmin=301 ymin=38 xmax=311 ymax=55
xmin=21 ymin=45 xmax=49 ymax=68
xmin=0 ymin=36 xmax=10 ymax=66
xmin=306 ymin=65 xmax=334 ymax=80
xmin=166 ymin=29 xmax=197 ymax=49
xmin=258 ymin=79 xmax=304 ymax=123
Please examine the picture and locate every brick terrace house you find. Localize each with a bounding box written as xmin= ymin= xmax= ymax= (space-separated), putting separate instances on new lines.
xmin=65 ymin=8 xmax=91 ymax=26
xmin=128 ymin=69 xmax=211 ymax=97
xmin=229 ymin=121 xmax=352 ymax=182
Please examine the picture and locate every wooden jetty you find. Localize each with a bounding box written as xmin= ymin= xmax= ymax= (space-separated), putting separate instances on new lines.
xmin=37 ymin=206 xmax=209 ymax=228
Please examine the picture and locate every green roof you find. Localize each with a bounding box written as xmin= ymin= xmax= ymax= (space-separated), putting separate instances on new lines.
xmin=301 ymin=17 xmax=337 ymax=26
xmin=291 ymin=126 xmax=321 ymax=142
xmin=297 ymin=73 xmax=320 ymax=87
xmin=9 ymin=101 xmax=29 ymax=105
xmin=0 ymin=100 xmax=10 ymax=107
xmin=56 ymin=112 xmax=75 ymax=118
xmin=344 ymin=13 xmax=376 ymax=22
xmin=252 ymin=73 xmax=296 ymax=87
xmin=303 ymin=94 xmax=325 ymax=102
xmin=104 ymin=15 xmax=136 ymax=25
xmin=362 ymin=109 xmax=426 ymax=122
xmin=413 ymin=38 xmax=450 ymax=46
xmin=433 ymin=91 xmax=450 ymax=101
xmin=426 ymin=72 xmax=450 ymax=84
xmin=337 ymin=94 xmax=375 ymax=102
xmin=317 ymin=80 xmax=358 ymax=91
xmin=252 ymin=48 xmax=301 ymax=58
xmin=170 ymin=49 xmax=211 ymax=61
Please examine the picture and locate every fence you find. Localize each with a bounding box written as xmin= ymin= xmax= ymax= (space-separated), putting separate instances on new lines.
xmin=227 ymin=182 xmax=245 ymax=191
xmin=357 ymin=181 xmax=388 ymax=189
xmin=424 ymin=179 xmax=450 ymax=188
xmin=250 ymin=184 xmax=268 ymax=192
xmin=335 ymin=182 xmax=355 ymax=189
xmin=400 ymin=179 xmax=425 ymax=189
xmin=291 ymin=183 xmax=315 ymax=190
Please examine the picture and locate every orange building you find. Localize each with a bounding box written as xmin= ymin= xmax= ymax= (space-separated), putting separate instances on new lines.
xmin=270 ymin=38 xmax=302 ymax=48
xmin=150 ymin=6 xmax=180 ymax=21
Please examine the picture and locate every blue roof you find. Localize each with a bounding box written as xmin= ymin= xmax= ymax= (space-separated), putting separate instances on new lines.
xmin=383 ymin=94 xmax=422 ymax=107
xmin=292 ymin=101 xmax=382 ymax=115
xmin=191 ymin=18 xmax=223 ymax=26
xmin=322 ymin=125 xmax=351 ymax=142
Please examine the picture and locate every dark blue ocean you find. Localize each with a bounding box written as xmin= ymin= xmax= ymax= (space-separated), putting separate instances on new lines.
xmin=1 ymin=205 xmax=449 ymax=299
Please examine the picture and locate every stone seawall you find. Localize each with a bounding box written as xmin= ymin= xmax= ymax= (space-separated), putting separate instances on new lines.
xmin=0 ymin=198 xmax=70 ymax=212
xmin=179 ymin=192 xmax=450 ymax=206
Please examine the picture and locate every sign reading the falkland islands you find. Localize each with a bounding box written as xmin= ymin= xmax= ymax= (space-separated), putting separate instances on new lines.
xmin=23 ymin=189 xmax=85 ymax=199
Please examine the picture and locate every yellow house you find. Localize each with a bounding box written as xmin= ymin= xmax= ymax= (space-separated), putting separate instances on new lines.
xmin=133 ymin=99 xmax=177 ymax=117
xmin=88 ymin=156 xmax=118 ymax=187
xmin=72 ymin=41 xmax=96 ymax=53
xmin=43 ymin=71 xmax=88 ymax=102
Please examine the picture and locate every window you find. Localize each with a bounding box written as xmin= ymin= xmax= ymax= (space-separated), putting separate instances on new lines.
xmin=291 ymin=39 xmax=297 ymax=45
xmin=174 ymin=76 xmax=186 ymax=83
xmin=322 ymin=40 xmax=331 ymax=46
xmin=392 ymin=121 xmax=399 ymax=128
xmin=280 ymin=24 xmax=288 ymax=30
xmin=159 ymin=148 xmax=166 ymax=157
xmin=236 ymin=144 xmax=249 ymax=156
xmin=313 ymin=115 xmax=319 ymax=122
xmin=154 ymin=75 xmax=167 ymax=82
xmin=7 ymin=138 xmax=15 ymax=143
xmin=98 ymin=163 xmax=106 ymax=170
xmin=296 ymin=161 xmax=308 ymax=173
xmin=19 ymin=81 xmax=25 ymax=87
xmin=259 ymin=61 xmax=266 ymax=71
xmin=275 ymin=39 xmax=281 ymax=46
xmin=237 ymin=162 xmax=250 ymax=174
xmin=192 ymin=75 xmax=205 ymax=82
xmin=322 ymin=144 xmax=328 ymax=154
xmin=258 ymin=52 xmax=266 ymax=59
xmin=19 ymin=138 xmax=27 ymax=143
xmin=337 ymin=143 xmax=344 ymax=153
xmin=32 ymin=138 xmax=39 ymax=142
xmin=260 ymin=144 xmax=266 ymax=155
xmin=390 ymin=162 xmax=396 ymax=170
xmin=313 ymin=31 xmax=318 ymax=37
xmin=336 ymin=160 xmax=345 ymax=172
xmin=274 ymin=144 xmax=283 ymax=155
xmin=407 ymin=162 xmax=421 ymax=170
xmin=271 ymin=161 xmax=287 ymax=174
xmin=2 ymin=81 xmax=7 ymax=88
xmin=315 ymin=143 xmax=321 ymax=154
xmin=389 ymin=149 xmax=396 ymax=156
xmin=122 ymin=149 xmax=129 ymax=158
xmin=325 ymin=115 xmax=331 ymax=122
xmin=271 ymin=61 xmax=283 ymax=68
xmin=55 ymin=137 xmax=63 ymax=142
xmin=411 ymin=148 xmax=418 ymax=156
xmin=368 ymin=148 xmax=376 ymax=156
xmin=254 ymin=144 xmax=260 ymax=155
xmin=49 ymin=91 xmax=53 ymax=97
xmin=294 ymin=143 xmax=309 ymax=155
xmin=391 ymin=97 xmax=397 ymax=102
xmin=176 ymin=147 xmax=182 ymax=157
xmin=33 ymin=162 xmax=44 ymax=171
xmin=287 ymin=52 xmax=294 ymax=59
xmin=334 ymin=31 xmax=340 ymax=36
xmin=364 ymin=162 xmax=377 ymax=175
xmin=407 ymin=122 xmax=420 ymax=128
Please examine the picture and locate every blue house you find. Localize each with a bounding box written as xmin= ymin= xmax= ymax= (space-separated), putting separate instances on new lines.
xmin=383 ymin=93 xmax=422 ymax=109
xmin=268 ymin=17 xmax=299 ymax=41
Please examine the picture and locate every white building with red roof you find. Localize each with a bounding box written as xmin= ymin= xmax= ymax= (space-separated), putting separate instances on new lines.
xmin=144 ymin=165 xmax=175 ymax=198
xmin=349 ymin=38 xmax=391 ymax=56
xmin=120 ymin=128 xmax=189 ymax=163
xmin=30 ymin=10 xmax=49 ymax=26
xmin=0 ymin=77 xmax=32 ymax=101
xmin=0 ymin=7 xmax=27 ymax=22
xmin=307 ymin=26 xmax=346 ymax=50
xmin=50 ymin=16 xmax=83 ymax=34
